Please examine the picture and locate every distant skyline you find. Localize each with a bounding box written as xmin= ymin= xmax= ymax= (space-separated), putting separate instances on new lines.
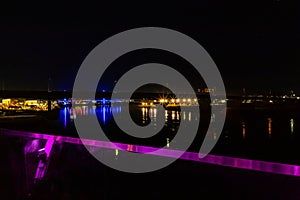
xmin=0 ymin=1 xmax=299 ymax=94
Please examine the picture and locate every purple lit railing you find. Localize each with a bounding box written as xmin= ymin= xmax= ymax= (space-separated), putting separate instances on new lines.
xmin=34 ymin=138 xmax=55 ymax=180
xmin=1 ymin=128 xmax=300 ymax=177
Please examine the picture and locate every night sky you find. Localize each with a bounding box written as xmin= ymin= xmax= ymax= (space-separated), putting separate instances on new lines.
xmin=0 ymin=1 xmax=299 ymax=95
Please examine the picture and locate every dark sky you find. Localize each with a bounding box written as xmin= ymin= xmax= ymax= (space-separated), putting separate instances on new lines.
xmin=0 ymin=1 xmax=299 ymax=95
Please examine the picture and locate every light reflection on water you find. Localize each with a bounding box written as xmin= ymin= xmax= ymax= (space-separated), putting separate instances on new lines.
xmin=290 ymin=118 xmax=294 ymax=134
xmin=59 ymin=105 xmax=298 ymax=142
xmin=57 ymin=105 xmax=300 ymax=163
xmin=61 ymin=105 xmax=122 ymax=126
xmin=267 ymin=117 xmax=272 ymax=137
xmin=242 ymin=121 xmax=246 ymax=139
xmin=61 ymin=106 xmax=198 ymax=126
xmin=58 ymin=105 xmax=202 ymax=148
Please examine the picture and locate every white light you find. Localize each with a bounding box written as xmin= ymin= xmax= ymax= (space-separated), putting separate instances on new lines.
xmin=166 ymin=138 xmax=170 ymax=148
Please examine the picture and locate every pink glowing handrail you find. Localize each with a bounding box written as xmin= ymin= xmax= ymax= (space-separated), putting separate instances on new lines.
xmin=1 ymin=128 xmax=300 ymax=177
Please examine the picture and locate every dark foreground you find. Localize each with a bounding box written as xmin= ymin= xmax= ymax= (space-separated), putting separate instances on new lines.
xmin=1 ymin=131 xmax=300 ymax=200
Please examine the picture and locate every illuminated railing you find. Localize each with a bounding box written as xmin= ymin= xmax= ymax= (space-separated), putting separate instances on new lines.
xmin=1 ymin=128 xmax=300 ymax=177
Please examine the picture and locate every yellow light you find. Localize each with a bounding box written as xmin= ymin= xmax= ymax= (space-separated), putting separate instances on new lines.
xmin=159 ymin=99 xmax=164 ymax=103
xmin=242 ymin=122 xmax=246 ymax=139
xmin=172 ymin=112 xmax=175 ymax=120
xmin=187 ymin=98 xmax=191 ymax=102
xmin=171 ymin=99 xmax=175 ymax=103
xmin=268 ymin=118 xmax=272 ymax=136
xmin=115 ymin=149 xmax=119 ymax=156
xmin=165 ymin=110 xmax=168 ymax=121
xmin=164 ymin=99 xmax=168 ymax=103
xmin=194 ymin=98 xmax=197 ymax=102
xmin=183 ymin=99 xmax=186 ymax=102
xmin=291 ymin=118 xmax=294 ymax=133
xmin=176 ymin=99 xmax=180 ymax=103
xmin=213 ymin=132 xmax=217 ymax=140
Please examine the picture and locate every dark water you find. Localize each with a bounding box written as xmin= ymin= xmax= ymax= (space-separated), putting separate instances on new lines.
xmin=2 ymin=105 xmax=300 ymax=199
xmin=57 ymin=105 xmax=300 ymax=166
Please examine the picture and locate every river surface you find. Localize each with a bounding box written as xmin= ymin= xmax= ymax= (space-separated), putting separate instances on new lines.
xmin=2 ymin=104 xmax=300 ymax=199
xmin=54 ymin=104 xmax=300 ymax=165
